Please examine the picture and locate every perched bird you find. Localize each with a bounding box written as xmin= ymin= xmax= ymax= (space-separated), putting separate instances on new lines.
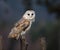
xmin=8 ymin=10 xmax=35 ymax=40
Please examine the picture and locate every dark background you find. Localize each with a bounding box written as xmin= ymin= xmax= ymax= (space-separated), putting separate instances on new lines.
xmin=0 ymin=0 xmax=60 ymax=50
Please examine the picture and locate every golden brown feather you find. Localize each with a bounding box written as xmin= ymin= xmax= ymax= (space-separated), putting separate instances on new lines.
xmin=8 ymin=18 xmax=30 ymax=39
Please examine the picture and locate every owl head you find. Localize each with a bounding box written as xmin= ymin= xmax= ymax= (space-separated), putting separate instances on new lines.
xmin=23 ymin=10 xmax=35 ymax=22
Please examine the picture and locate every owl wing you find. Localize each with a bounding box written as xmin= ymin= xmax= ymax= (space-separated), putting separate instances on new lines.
xmin=8 ymin=18 xmax=30 ymax=39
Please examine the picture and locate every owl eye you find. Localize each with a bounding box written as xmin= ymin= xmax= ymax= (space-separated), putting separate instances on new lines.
xmin=32 ymin=13 xmax=34 ymax=16
xmin=27 ymin=14 xmax=30 ymax=16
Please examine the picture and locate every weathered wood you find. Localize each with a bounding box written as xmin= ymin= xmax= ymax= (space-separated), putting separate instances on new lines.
xmin=40 ymin=37 xmax=47 ymax=50
xmin=20 ymin=36 xmax=28 ymax=50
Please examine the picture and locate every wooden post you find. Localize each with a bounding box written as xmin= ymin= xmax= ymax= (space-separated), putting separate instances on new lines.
xmin=0 ymin=35 xmax=2 ymax=50
xmin=20 ymin=36 xmax=28 ymax=50
xmin=40 ymin=37 xmax=47 ymax=50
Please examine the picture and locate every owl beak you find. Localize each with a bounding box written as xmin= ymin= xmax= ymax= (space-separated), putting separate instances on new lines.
xmin=30 ymin=16 xmax=32 ymax=18
xmin=32 ymin=18 xmax=35 ymax=22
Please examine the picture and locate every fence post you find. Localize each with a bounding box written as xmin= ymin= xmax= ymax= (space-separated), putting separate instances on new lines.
xmin=40 ymin=37 xmax=47 ymax=50
xmin=20 ymin=36 xmax=28 ymax=50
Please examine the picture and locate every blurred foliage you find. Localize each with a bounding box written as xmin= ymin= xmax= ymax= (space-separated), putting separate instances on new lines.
xmin=30 ymin=21 xmax=55 ymax=42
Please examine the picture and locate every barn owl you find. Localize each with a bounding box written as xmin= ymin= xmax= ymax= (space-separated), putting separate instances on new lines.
xmin=8 ymin=10 xmax=35 ymax=40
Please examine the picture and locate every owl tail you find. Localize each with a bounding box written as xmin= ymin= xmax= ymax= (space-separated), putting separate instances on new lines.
xmin=8 ymin=29 xmax=22 ymax=40
xmin=16 ymin=33 xmax=21 ymax=40
xmin=8 ymin=31 xmax=20 ymax=40
xmin=8 ymin=26 xmax=25 ymax=40
xmin=15 ymin=31 xmax=25 ymax=40
xmin=8 ymin=33 xmax=20 ymax=40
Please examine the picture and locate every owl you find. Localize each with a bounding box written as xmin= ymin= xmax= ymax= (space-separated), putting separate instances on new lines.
xmin=8 ymin=10 xmax=35 ymax=40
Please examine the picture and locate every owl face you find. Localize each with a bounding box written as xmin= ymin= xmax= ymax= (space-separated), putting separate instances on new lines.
xmin=23 ymin=10 xmax=35 ymax=22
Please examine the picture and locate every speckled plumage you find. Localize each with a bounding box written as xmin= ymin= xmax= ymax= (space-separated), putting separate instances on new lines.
xmin=8 ymin=10 xmax=35 ymax=40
